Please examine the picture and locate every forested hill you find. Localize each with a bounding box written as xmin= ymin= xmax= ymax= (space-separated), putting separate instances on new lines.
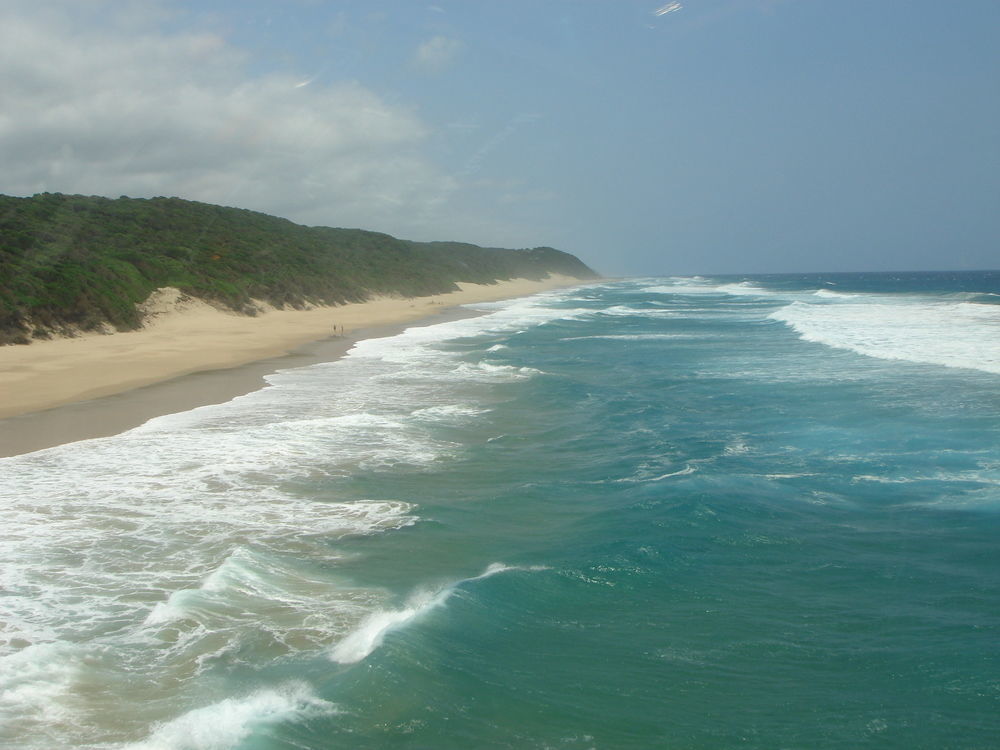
xmin=0 ymin=193 xmax=599 ymax=344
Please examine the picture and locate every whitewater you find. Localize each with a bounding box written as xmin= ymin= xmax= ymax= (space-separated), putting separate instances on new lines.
xmin=2 ymin=272 xmax=998 ymax=748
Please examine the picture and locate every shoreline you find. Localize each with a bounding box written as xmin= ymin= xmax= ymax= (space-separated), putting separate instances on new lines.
xmin=0 ymin=275 xmax=581 ymax=457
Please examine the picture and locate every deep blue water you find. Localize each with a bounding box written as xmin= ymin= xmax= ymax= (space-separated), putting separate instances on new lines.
xmin=1 ymin=273 xmax=998 ymax=749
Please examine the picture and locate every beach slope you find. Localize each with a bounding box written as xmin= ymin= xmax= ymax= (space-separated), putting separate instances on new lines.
xmin=0 ymin=275 xmax=578 ymax=420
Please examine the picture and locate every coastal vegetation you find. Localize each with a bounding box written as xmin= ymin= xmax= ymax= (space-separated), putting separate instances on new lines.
xmin=0 ymin=193 xmax=598 ymax=344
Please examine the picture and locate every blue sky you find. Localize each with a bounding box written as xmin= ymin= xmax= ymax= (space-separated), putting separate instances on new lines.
xmin=4 ymin=0 xmax=998 ymax=275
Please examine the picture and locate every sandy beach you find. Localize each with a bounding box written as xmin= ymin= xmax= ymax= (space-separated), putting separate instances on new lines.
xmin=0 ymin=275 xmax=580 ymax=456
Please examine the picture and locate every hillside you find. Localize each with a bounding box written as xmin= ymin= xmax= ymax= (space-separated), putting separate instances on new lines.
xmin=0 ymin=193 xmax=598 ymax=344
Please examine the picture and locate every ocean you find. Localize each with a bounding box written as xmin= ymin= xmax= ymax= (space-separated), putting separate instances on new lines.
xmin=1 ymin=272 xmax=998 ymax=749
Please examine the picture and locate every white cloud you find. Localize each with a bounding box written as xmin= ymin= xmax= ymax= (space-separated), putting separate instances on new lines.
xmin=413 ymin=36 xmax=463 ymax=72
xmin=0 ymin=2 xmax=461 ymax=236
xmin=653 ymin=2 xmax=683 ymax=16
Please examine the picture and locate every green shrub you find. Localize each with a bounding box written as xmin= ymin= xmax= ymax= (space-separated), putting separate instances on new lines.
xmin=0 ymin=193 xmax=599 ymax=344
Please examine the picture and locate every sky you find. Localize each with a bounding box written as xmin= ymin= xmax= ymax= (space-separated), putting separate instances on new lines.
xmin=2 ymin=0 xmax=998 ymax=276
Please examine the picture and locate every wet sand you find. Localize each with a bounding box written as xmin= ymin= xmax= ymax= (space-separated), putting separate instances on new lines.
xmin=0 ymin=276 xmax=579 ymax=457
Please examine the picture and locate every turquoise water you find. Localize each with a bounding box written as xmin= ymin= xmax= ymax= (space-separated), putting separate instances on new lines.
xmin=2 ymin=273 xmax=999 ymax=748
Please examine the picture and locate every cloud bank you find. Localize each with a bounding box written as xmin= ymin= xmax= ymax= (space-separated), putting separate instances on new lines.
xmin=0 ymin=2 xmax=459 ymax=235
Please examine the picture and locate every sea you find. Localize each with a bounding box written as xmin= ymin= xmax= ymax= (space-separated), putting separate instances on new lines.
xmin=1 ymin=271 xmax=999 ymax=749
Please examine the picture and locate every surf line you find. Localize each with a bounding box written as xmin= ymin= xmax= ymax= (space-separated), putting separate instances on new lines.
xmin=330 ymin=563 xmax=546 ymax=664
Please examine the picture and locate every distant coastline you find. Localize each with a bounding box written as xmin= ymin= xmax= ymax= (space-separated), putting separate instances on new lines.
xmin=0 ymin=191 xmax=598 ymax=454
xmin=0 ymin=192 xmax=598 ymax=345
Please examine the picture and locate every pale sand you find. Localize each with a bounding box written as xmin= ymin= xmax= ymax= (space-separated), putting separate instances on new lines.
xmin=0 ymin=275 xmax=581 ymax=456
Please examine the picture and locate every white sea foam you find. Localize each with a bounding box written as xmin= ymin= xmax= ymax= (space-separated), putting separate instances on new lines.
xmin=410 ymin=404 xmax=487 ymax=424
xmin=0 ymin=643 xmax=84 ymax=740
xmin=451 ymin=361 xmax=542 ymax=381
xmin=330 ymin=563 xmax=541 ymax=664
xmin=851 ymin=467 xmax=1000 ymax=488
xmin=127 ymin=682 xmax=337 ymax=750
xmin=851 ymin=475 xmax=920 ymax=484
xmin=141 ymin=545 xmax=381 ymax=644
xmin=648 ymin=465 xmax=698 ymax=481
xmin=0 ymin=286 xmax=582 ymax=747
xmin=770 ymin=299 xmax=1000 ymax=374
xmin=640 ymin=279 xmax=774 ymax=297
xmin=638 ymin=283 xmax=719 ymax=295
xmin=812 ymin=288 xmax=858 ymax=299
xmin=560 ymin=334 xmax=699 ymax=341
xmin=724 ymin=439 xmax=751 ymax=456
xmin=597 ymin=305 xmax=678 ymax=318
xmin=713 ymin=282 xmax=776 ymax=297
xmin=614 ymin=464 xmax=697 ymax=483
xmin=329 ymin=591 xmax=449 ymax=665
